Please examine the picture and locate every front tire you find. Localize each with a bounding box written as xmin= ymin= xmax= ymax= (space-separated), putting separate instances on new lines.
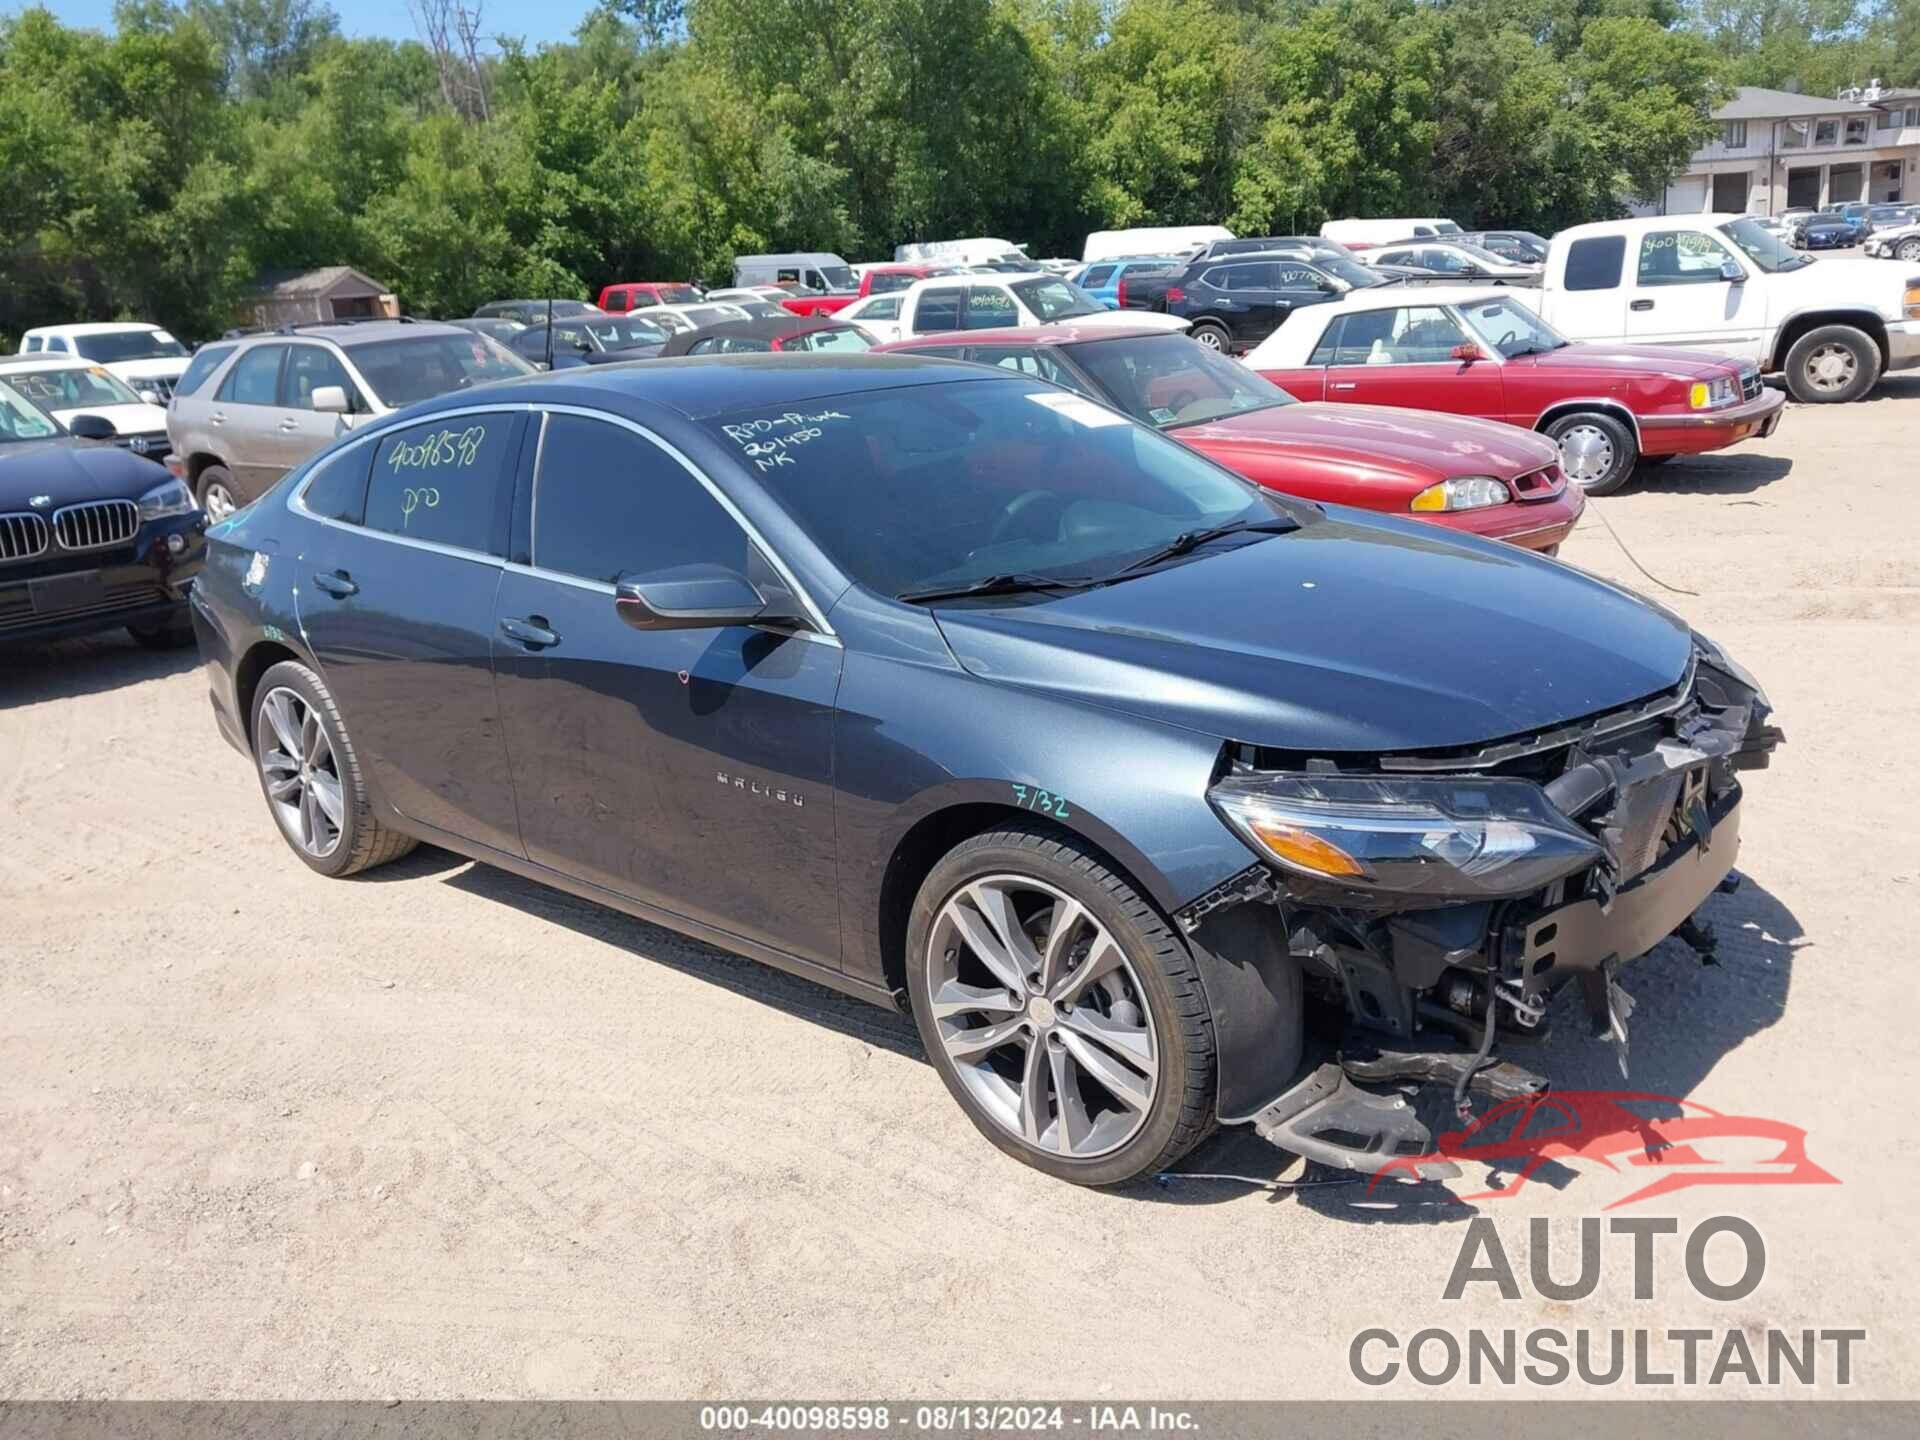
xmin=250 ymin=660 xmax=417 ymax=878
xmin=1783 ymin=324 xmax=1880 ymax=404
xmin=1545 ymin=411 xmax=1637 ymax=496
xmin=197 ymin=464 xmax=241 ymax=521
xmin=1898 ymin=239 xmax=1920 ymax=263
xmin=1188 ymin=321 xmax=1230 ymax=353
xmin=906 ymin=826 xmax=1215 ymax=1187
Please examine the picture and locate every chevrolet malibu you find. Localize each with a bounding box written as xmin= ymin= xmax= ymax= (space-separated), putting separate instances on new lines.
xmin=191 ymin=356 xmax=1781 ymax=1186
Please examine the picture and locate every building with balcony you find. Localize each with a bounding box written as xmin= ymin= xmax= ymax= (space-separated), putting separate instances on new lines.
xmin=1636 ymin=84 xmax=1920 ymax=217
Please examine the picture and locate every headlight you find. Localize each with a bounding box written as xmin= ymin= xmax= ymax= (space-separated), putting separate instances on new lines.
xmin=137 ymin=478 xmax=196 ymax=522
xmin=1209 ymin=772 xmax=1604 ymax=900
xmin=1409 ymin=476 xmax=1510 ymax=512
xmin=1689 ymin=376 xmax=1739 ymax=409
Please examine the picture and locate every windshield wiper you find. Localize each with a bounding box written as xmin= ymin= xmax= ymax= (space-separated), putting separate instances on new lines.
xmin=897 ymin=572 xmax=1103 ymax=605
xmin=1102 ymin=517 xmax=1299 ymax=580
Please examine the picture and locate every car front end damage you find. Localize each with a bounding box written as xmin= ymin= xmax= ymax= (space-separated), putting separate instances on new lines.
xmin=1176 ymin=635 xmax=1783 ymax=1175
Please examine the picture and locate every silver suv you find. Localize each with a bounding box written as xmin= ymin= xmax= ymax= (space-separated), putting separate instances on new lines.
xmin=165 ymin=320 xmax=533 ymax=519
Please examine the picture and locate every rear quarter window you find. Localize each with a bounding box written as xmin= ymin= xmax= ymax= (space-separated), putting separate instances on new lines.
xmin=1564 ymin=236 xmax=1626 ymax=291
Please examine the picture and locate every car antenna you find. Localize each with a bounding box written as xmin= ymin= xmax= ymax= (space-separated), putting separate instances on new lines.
xmin=545 ymin=298 xmax=554 ymax=371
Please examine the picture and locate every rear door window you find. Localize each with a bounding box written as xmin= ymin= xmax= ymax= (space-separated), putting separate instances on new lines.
xmin=217 ymin=345 xmax=287 ymax=405
xmin=363 ymin=411 xmax=523 ymax=555
xmin=913 ymin=287 xmax=966 ymax=332
xmin=1564 ymin=236 xmax=1626 ymax=291
xmin=963 ymin=287 xmax=1019 ymax=329
xmin=281 ymin=345 xmax=364 ymax=412
xmin=1080 ymin=265 xmax=1117 ymax=288
xmin=174 ymin=343 xmax=236 ymax=398
xmin=1307 ymin=316 xmax=1347 ymax=365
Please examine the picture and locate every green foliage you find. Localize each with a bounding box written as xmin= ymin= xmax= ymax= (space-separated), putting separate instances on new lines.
xmin=0 ymin=0 xmax=1884 ymax=342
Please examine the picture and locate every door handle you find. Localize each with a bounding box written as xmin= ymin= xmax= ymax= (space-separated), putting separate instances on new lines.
xmin=210 ymin=412 xmax=227 ymax=425
xmin=311 ymin=570 xmax=358 ymax=598
xmin=279 ymin=418 xmax=300 ymax=431
xmin=1331 ymin=382 xmax=1358 ymax=391
xmin=1630 ymin=299 xmax=1655 ymax=312
xmin=499 ymin=615 xmax=559 ymax=648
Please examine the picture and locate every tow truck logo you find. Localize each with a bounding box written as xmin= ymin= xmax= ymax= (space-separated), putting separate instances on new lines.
xmin=1370 ymin=1090 xmax=1838 ymax=1210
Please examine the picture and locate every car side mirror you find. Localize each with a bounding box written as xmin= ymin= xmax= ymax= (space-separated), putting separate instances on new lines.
xmin=1450 ymin=343 xmax=1484 ymax=363
xmin=311 ymin=385 xmax=350 ymax=414
xmin=1720 ymin=260 xmax=1747 ymax=283
xmin=68 ymin=413 xmax=116 ymax=440
xmin=615 ymin=564 xmax=773 ymax=632
xmin=138 ymin=388 xmax=162 ymax=406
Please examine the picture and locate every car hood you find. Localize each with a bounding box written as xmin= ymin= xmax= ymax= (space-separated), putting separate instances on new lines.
xmin=1519 ymin=343 xmax=1736 ymax=381
xmin=931 ymin=511 xmax=1691 ymax=753
xmin=0 ymin=437 xmax=163 ymax=505
xmin=1174 ymin=402 xmax=1557 ymax=484
xmin=1063 ymin=310 xmax=1190 ymax=332
xmin=50 ymin=402 xmax=170 ymax=434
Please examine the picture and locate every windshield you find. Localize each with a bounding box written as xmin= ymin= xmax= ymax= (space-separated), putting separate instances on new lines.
xmin=584 ymin=317 xmax=669 ymax=348
xmin=1456 ymin=295 xmax=1569 ymax=357
xmin=802 ymin=328 xmax=874 ymax=353
xmin=347 ymin=333 xmax=533 ymax=407
xmin=0 ymin=380 xmax=60 ymax=441
xmin=732 ymin=301 xmax=789 ymax=320
xmin=1434 ymin=220 xmax=1462 ymax=235
xmin=651 ymin=285 xmax=701 ymax=305
xmin=700 ymin=376 xmax=1289 ymax=598
xmin=1450 ymin=240 xmax=1528 ymax=268
xmin=70 ymin=329 xmax=188 ymax=363
xmin=681 ymin=306 xmax=742 ymax=328
xmin=6 ymin=365 xmax=145 ymax=412
xmin=1067 ymin=333 xmax=1295 ymax=428
xmin=1719 ymin=217 xmax=1814 ymax=272
xmin=1012 ymin=278 xmax=1105 ymax=321
xmin=1315 ymin=255 xmax=1386 ymax=288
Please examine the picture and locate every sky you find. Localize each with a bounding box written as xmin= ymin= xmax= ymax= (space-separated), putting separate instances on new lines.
xmin=30 ymin=2 xmax=603 ymax=49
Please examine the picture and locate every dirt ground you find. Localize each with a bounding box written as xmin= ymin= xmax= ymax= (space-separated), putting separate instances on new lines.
xmin=4 ymin=375 xmax=1919 ymax=1401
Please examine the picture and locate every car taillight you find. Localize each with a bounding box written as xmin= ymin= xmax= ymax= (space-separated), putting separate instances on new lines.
xmin=1166 ymin=287 xmax=1185 ymax=304
xmin=1117 ymin=279 xmax=1129 ymax=306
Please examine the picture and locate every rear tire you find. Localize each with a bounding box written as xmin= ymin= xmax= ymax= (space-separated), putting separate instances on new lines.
xmin=1545 ymin=411 xmax=1637 ymax=496
xmin=1898 ymin=239 xmax=1920 ymax=263
xmin=250 ymin=659 xmax=417 ymax=879
xmin=1189 ymin=321 xmax=1230 ymax=353
xmin=906 ymin=826 xmax=1216 ymax=1187
xmin=197 ymin=464 xmax=241 ymax=521
xmin=1783 ymin=324 xmax=1879 ymax=404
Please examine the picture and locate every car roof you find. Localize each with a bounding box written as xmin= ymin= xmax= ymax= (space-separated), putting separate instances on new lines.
xmin=23 ymin=322 xmax=165 ymax=336
xmin=879 ymin=324 xmax=1173 ymax=349
xmin=1302 ymin=284 xmax=1519 ymax=315
xmin=402 ymin=353 xmax=1000 ymax=424
xmin=231 ymin=320 xmax=469 ymax=347
xmin=661 ymin=316 xmax=859 ymax=355
xmin=0 ymin=354 xmax=105 ymax=371
xmin=1555 ymin=214 xmax=1745 ymax=242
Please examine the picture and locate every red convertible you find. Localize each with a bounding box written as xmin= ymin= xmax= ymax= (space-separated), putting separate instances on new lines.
xmin=1247 ymin=287 xmax=1785 ymax=495
xmin=875 ymin=325 xmax=1583 ymax=553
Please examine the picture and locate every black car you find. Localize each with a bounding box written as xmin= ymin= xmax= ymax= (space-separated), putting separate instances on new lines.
xmin=658 ymin=316 xmax=875 ymax=356
xmin=447 ymin=317 xmax=528 ymax=344
xmin=507 ymin=315 xmax=671 ymax=369
xmin=190 ymin=354 xmax=1780 ymax=1187
xmin=474 ymin=298 xmax=605 ymax=327
xmin=1457 ymin=229 xmax=1550 ymax=263
xmin=1 ymin=375 xmax=205 ymax=647
xmin=1793 ymin=213 xmax=1857 ymax=249
xmin=1153 ymin=251 xmax=1389 ymax=353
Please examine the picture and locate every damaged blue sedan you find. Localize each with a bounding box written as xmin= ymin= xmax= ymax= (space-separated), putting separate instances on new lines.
xmin=189 ymin=355 xmax=1781 ymax=1186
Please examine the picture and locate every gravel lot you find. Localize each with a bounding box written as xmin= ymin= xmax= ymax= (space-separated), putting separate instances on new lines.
xmin=4 ymin=376 xmax=1918 ymax=1400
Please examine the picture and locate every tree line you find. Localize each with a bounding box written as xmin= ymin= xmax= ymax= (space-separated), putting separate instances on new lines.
xmin=2 ymin=0 xmax=1913 ymax=343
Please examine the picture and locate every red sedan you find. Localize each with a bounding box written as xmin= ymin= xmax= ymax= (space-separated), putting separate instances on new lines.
xmin=1246 ymin=287 xmax=1785 ymax=495
xmin=875 ymin=325 xmax=1583 ymax=553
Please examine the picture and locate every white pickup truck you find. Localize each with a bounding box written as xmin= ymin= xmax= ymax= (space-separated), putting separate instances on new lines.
xmin=1526 ymin=214 xmax=1920 ymax=403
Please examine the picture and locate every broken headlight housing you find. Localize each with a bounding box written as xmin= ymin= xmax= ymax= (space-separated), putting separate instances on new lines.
xmin=1210 ymin=772 xmax=1604 ymax=899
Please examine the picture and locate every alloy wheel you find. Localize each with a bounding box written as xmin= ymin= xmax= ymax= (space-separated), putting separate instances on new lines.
xmin=1557 ymin=423 xmax=1615 ymax=488
xmin=1802 ymin=342 xmax=1857 ymax=395
xmin=1899 ymin=241 xmax=1920 ymax=263
xmin=926 ymin=875 xmax=1159 ymax=1160
xmin=1193 ymin=328 xmax=1225 ymax=351
xmin=258 ymin=686 xmax=344 ymax=858
xmin=202 ymin=479 xmax=238 ymax=522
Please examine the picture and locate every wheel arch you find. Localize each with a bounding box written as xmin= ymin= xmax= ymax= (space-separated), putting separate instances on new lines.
xmin=234 ymin=639 xmax=305 ymax=746
xmin=1535 ymin=398 xmax=1642 ymax=450
xmin=1767 ymin=309 xmax=1890 ymax=373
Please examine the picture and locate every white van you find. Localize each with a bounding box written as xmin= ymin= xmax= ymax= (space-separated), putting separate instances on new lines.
xmin=1319 ymin=218 xmax=1462 ymax=251
xmin=892 ymin=238 xmax=1033 ymax=267
xmin=1081 ymin=225 xmax=1232 ymax=264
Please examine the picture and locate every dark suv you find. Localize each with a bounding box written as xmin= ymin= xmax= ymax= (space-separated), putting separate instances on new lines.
xmin=165 ymin=321 xmax=533 ymax=520
xmin=1152 ymin=251 xmax=1390 ymax=353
